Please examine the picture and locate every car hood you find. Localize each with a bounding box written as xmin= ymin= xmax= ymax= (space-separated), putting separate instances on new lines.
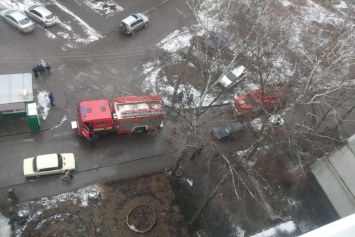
xmin=61 ymin=153 xmax=76 ymax=170
xmin=218 ymin=75 xmax=232 ymax=88
xmin=23 ymin=157 xmax=35 ymax=176
xmin=136 ymin=13 xmax=148 ymax=21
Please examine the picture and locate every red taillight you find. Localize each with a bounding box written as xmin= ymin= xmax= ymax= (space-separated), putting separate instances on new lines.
xmin=44 ymin=20 xmax=49 ymax=23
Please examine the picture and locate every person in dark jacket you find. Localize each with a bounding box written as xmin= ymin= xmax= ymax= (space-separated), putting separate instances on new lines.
xmin=48 ymin=92 xmax=55 ymax=106
xmin=32 ymin=66 xmax=39 ymax=78
xmin=7 ymin=188 xmax=18 ymax=202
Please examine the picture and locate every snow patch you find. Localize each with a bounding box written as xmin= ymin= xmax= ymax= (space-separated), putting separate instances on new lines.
xmin=78 ymin=0 xmax=124 ymax=17
xmin=157 ymin=29 xmax=192 ymax=53
xmin=249 ymin=220 xmax=297 ymax=237
xmin=186 ymin=178 xmax=193 ymax=187
xmin=37 ymin=90 xmax=50 ymax=120
xmin=52 ymin=0 xmax=102 ymax=41
xmin=128 ymin=224 xmax=139 ymax=231
xmin=15 ymin=185 xmax=104 ymax=236
xmin=0 ymin=212 xmax=11 ymax=237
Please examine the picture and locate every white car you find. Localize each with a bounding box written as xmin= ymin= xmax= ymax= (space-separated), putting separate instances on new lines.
xmin=218 ymin=66 xmax=246 ymax=88
xmin=25 ymin=5 xmax=57 ymax=27
xmin=23 ymin=153 xmax=76 ymax=179
xmin=0 ymin=9 xmax=35 ymax=33
xmin=250 ymin=114 xmax=284 ymax=133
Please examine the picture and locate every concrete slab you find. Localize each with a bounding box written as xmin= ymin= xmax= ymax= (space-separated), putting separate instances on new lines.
xmin=311 ymin=137 xmax=355 ymax=218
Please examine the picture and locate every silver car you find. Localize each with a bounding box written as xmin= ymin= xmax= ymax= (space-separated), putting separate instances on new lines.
xmin=25 ymin=5 xmax=57 ymax=27
xmin=217 ymin=65 xmax=247 ymax=88
xmin=0 ymin=9 xmax=35 ymax=33
xmin=119 ymin=13 xmax=149 ymax=36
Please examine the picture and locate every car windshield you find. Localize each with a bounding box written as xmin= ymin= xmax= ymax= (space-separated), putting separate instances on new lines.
xmin=224 ymin=126 xmax=231 ymax=134
xmin=58 ymin=154 xmax=63 ymax=169
xmin=33 ymin=157 xmax=37 ymax=172
xmin=225 ymin=71 xmax=238 ymax=81
xmin=45 ymin=14 xmax=54 ymax=19
xmin=18 ymin=18 xmax=31 ymax=25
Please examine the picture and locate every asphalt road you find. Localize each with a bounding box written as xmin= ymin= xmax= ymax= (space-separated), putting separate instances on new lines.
xmin=0 ymin=0 xmax=188 ymax=201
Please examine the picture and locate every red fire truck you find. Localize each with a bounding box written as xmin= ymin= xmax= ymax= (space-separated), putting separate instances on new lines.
xmin=72 ymin=95 xmax=165 ymax=140
xmin=232 ymin=87 xmax=286 ymax=116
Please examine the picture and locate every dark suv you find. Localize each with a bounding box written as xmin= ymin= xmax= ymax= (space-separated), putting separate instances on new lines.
xmin=119 ymin=13 xmax=149 ymax=36
xmin=192 ymin=31 xmax=229 ymax=55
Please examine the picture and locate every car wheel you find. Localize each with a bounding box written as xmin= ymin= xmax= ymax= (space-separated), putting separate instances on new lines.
xmin=131 ymin=30 xmax=136 ymax=36
xmin=144 ymin=22 xmax=148 ymax=28
xmin=41 ymin=22 xmax=46 ymax=28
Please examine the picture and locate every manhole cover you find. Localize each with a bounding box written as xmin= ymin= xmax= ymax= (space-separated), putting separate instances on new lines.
xmin=126 ymin=204 xmax=156 ymax=233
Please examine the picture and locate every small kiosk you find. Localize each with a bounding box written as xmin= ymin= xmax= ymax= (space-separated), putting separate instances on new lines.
xmin=0 ymin=73 xmax=40 ymax=131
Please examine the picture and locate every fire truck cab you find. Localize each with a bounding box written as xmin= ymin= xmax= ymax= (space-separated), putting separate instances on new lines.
xmin=73 ymin=96 xmax=165 ymax=140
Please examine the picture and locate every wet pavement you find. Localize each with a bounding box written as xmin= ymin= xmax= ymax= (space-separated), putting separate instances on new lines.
xmin=0 ymin=0 xmax=188 ymax=203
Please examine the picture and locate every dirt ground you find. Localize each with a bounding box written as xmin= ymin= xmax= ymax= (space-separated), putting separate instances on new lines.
xmin=7 ymin=172 xmax=202 ymax=237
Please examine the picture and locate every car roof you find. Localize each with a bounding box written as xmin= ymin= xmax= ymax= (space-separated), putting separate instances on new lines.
xmin=9 ymin=10 xmax=26 ymax=21
xmin=230 ymin=66 xmax=246 ymax=77
xmin=122 ymin=14 xmax=139 ymax=25
xmin=36 ymin=154 xmax=59 ymax=170
xmin=30 ymin=5 xmax=52 ymax=16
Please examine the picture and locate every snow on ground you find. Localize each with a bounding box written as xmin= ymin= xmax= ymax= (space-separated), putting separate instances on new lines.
xmin=248 ymin=220 xmax=298 ymax=237
xmin=15 ymin=184 xmax=103 ymax=236
xmin=37 ymin=90 xmax=50 ymax=120
xmin=0 ymin=212 xmax=11 ymax=237
xmin=333 ymin=0 xmax=348 ymax=9
xmin=78 ymin=0 xmax=123 ymax=17
xmin=157 ymin=28 xmax=192 ymax=54
xmin=143 ymin=0 xmax=352 ymax=108
xmin=52 ymin=0 xmax=102 ymax=50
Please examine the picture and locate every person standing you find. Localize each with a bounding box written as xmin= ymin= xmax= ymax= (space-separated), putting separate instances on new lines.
xmin=32 ymin=66 xmax=39 ymax=79
xmin=60 ymin=170 xmax=73 ymax=184
xmin=48 ymin=92 xmax=55 ymax=106
xmin=187 ymin=94 xmax=193 ymax=106
xmin=7 ymin=188 xmax=18 ymax=202
xmin=177 ymin=92 xmax=184 ymax=103
xmin=64 ymin=170 xmax=73 ymax=180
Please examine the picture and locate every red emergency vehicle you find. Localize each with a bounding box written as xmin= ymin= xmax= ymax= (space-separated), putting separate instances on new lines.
xmin=232 ymin=87 xmax=286 ymax=116
xmin=73 ymin=95 xmax=165 ymax=140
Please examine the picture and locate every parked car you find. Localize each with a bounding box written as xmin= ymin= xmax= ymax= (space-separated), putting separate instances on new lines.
xmin=232 ymin=86 xmax=286 ymax=116
xmin=25 ymin=5 xmax=57 ymax=27
xmin=178 ymin=46 xmax=208 ymax=70
xmin=212 ymin=122 xmax=245 ymax=140
xmin=217 ymin=66 xmax=247 ymax=88
xmin=119 ymin=13 xmax=149 ymax=36
xmin=192 ymin=31 xmax=229 ymax=55
xmin=23 ymin=153 xmax=76 ymax=179
xmin=0 ymin=9 xmax=35 ymax=33
xmin=249 ymin=114 xmax=284 ymax=135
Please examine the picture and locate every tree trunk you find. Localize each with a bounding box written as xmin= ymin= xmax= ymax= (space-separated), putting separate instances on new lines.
xmin=170 ymin=150 xmax=186 ymax=178
xmin=170 ymin=46 xmax=194 ymax=110
xmin=187 ymin=172 xmax=229 ymax=227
